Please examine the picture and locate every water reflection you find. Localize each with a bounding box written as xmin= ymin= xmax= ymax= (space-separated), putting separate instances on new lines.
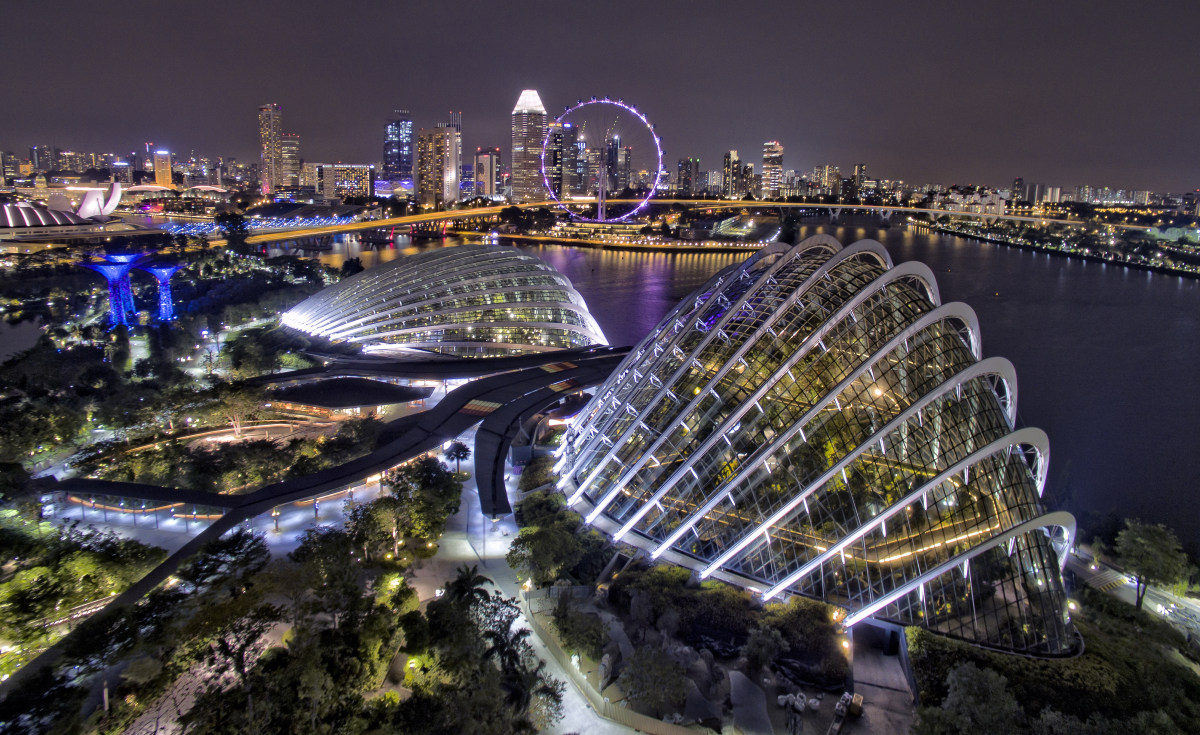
xmin=267 ymin=224 xmax=1200 ymax=542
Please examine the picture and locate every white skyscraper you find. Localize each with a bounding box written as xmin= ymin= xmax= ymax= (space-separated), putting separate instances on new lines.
xmin=510 ymin=89 xmax=547 ymax=202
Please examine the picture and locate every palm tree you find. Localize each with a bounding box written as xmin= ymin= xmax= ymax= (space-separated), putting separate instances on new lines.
xmin=445 ymin=441 xmax=471 ymax=473
xmin=445 ymin=564 xmax=492 ymax=606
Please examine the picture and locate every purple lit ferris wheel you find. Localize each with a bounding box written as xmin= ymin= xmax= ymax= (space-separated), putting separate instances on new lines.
xmin=540 ymin=97 xmax=663 ymax=223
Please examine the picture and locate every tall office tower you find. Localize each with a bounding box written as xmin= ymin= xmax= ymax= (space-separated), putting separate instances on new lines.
xmin=761 ymin=141 xmax=783 ymax=198
xmin=445 ymin=111 xmax=463 ymax=166
xmin=29 ymin=145 xmax=54 ymax=173
xmin=741 ymin=163 xmax=755 ymax=197
xmin=676 ymin=157 xmax=700 ymax=197
xmin=258 ymin=103 xmax=283 ymax=195
xmin=153 ymin=150 xmax=173 ymax=188
xmin=280 ymin=134 xmax=301 ymax=189
xmin=813 ymin=164 xmax=841 ymax=194
xmin=853 ymin=163 xmax=867 ymax=191
xmin=511 ymin=89 xmax=547 ymax=201
xmin=583 ymin=147 xmax=602 ymax=194
xmin=416 ymin=126 xmax=460 ymax=209
xmin=605 ymin=140 xmax=632 ymax=191
xmin=545 ymin=122 xmax=579 ymax=198
xmin=474 ymin=147 xmax=502 ymax=198
xmin=0 ymin=152 xmax=15 ymax=182
xmin=573 ymin=139 xmax=588 ymax=196
xmin=383 ymin=110 xmax=414 ymax=181
xmin=722 ymin=150 xmax=742 ymax=198
xmin=1011 ymin=177 xmax=1025 ymax=203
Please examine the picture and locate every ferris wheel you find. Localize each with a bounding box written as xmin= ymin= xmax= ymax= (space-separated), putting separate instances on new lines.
xmin=540 ymin=97 xmax=664 ymax=223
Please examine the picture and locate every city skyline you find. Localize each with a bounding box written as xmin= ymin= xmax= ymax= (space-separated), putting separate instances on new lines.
xmin=3 ymin=2 xmax=1197 ymax=191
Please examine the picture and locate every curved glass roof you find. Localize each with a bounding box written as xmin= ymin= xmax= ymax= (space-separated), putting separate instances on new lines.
xmin=1 ymin=202 xmax=90 ymax=228
xmin=283 ymin=244 xmax=607 ymax=357
xmin=556 ymin=235 xmax=1077 ymax=655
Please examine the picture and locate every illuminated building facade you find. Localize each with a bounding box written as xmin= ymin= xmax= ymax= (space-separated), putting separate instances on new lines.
xmin=511 ymin=89 xmax=547 ymax=201
xmin=282 ymin=245 xmax=607 ymax=357
xmin=556 ymin=235 xmax=1077 ymax=655
xmin=383 ymin=110 xmax=414 ymax=181
xmin=676 ymin=157 xmax=700 ymax=197
xmin=545 ymin=122 xmax=579 ymax=199
xmin=280 ymin=134 xmax=301 ymax=189
xmin=317 ymin=164 xmax=375 ymax=200
xmin=761 ymin=141 xmax=783 ymax=199
xmin=153 ymin=150 xmax=173 ymax=188
xmin=416 ymin=127 xmax=460 ymax=209
xmin=258 ymin=103 xmax=283 ymax=194
xmin=474 ymin=147 xmax=502 ymax=198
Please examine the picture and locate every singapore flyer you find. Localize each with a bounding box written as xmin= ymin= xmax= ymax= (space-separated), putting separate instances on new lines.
xmin=539 ymin=97 xmax=664 ymax=223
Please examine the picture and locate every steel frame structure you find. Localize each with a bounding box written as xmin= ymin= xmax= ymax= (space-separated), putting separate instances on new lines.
xmin=282 ymin=245 xmax=607 ymax=357
xmin=557 ymin=235 xmax=1078 ymax=655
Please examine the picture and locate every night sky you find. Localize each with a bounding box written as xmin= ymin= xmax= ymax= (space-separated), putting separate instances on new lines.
xmin=4 ymin=1 xmax=1198 ymax=191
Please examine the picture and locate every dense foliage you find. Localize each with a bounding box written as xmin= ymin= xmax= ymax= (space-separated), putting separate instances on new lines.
xmin=908 ymin=586 xmax=1200 ymax=734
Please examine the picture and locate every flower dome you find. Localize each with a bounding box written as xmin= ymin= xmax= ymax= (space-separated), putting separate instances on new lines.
xmin=283 ymin=244 xmax=606 ymax=357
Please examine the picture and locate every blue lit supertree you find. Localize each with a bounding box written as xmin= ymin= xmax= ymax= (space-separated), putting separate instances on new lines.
xmin=138 ymin=263 xmax=183 ymax=321
xmin=80 ymin=261 xmax=135 ymax=327
xmin=103 ymin=253 xmax=146 ymax=318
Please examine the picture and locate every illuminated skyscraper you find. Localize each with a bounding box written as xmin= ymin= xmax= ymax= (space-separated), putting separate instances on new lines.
xmin=761 ymin=141 xmax=783 ymax=198
xmin=474 ymin=147 xmax=502 ymax=198
xmin=511 ymin=89 xmax=547 ymax=201
xmin=722 ymin=150 xmax=742 ymax=198
xmin=417 ymin=127 xmax=459 ymax=208
xmin=280 ymin=134 xmax=300 ymax=189
xmin=545 ymin=122 xmax=579 ymax=199
xmin=383 ymin=110 xmax=414 ymax=181
xmin=153 ymin=150 xmax=173 ymax=188
xmin=258 ymin=103 xmax=283 ymax=195
xmin=676 ymin=157 xmax=700 ymax=197
xmin=29 ymin=145 xmax=54 ymax=173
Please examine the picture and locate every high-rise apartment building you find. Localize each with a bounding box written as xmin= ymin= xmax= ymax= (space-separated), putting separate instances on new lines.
xmin=545 ymin=122 xmax=579 ymax=199
xmin=416 ymin=127 xmax=460 ymax=209
xmin=722 ymin=150 xmax=742 ymax=198
xmin=474 ymin=147 xmax=502 ymax=198
xmin=317 ymin=164 xmax=374 ymax=200
xmin=153 ymin=150 xmax=173 ymax=188
xmin=258 ymin=104 xmax=284 ymax=195
xmin=511 ymin=89 xmax=547 ymax=201
xmin=676 ymin=158 xmax=700 ymax=197
xmin=383 ymin=110 xmax=414 ymax=181
xmin=761 ymin=141 xmax=783 ymax=199
xmin=280 ymin=134 xmax=301 ymax=189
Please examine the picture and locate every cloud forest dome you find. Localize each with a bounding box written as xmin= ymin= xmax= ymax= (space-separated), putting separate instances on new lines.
xmin=282 ymin=245 xmax=607 ymax=357
xmin=555 ymin=235 xmax=1078 ymax=656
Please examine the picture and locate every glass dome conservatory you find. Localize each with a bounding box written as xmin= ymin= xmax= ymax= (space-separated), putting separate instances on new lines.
xmin=555 ymin=235 xmax=1077 ymax=655
xmin=282 ymin=245 xmax=607 ymax=357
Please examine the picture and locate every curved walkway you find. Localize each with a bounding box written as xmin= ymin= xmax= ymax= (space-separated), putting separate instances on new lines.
xmin=1 ymin=348 xmax=627 ymax=701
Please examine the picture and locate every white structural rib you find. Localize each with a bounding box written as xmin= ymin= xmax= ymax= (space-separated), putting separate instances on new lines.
xmin=697 ymin=357 xmax=1019 ymax=579
xmin=761 ymin=425 xmax=1046 ymax=599
xmin=646 ymin=309 xmax=998 ymax=559
xmin=282 ymin=244 xmax=606 ymax=351
xmin=599 ymin=259 xmax=943 ymax=533
xmin=842 ymin=510 xmax=1077 ymax=628
xmin=567 ymin=238 xmax=857 ymax=501
xmin=563 ymin=261 xmax=746 ymax=472
xmin=574 ymin=240 xmax=892 ymax=510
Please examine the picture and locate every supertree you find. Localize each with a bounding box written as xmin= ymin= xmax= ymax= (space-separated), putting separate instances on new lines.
xmin=138 ymin=263 xmax=183 ymax=321
xmin=80 ymin=261 xmax=135 ymax=327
